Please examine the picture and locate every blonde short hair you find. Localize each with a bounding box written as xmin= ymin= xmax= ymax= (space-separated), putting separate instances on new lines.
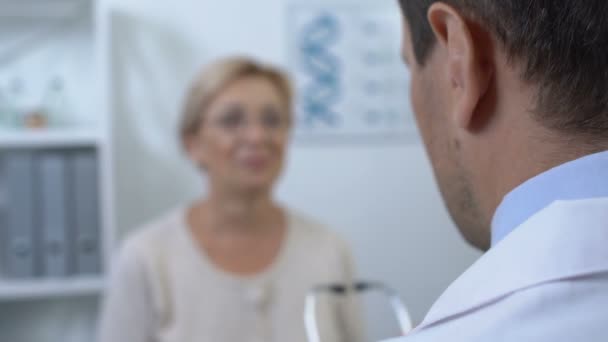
xmin=179 ymin=56 xmax=293 ymax=143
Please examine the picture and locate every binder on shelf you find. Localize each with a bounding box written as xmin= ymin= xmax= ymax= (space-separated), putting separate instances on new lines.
xmin=39 ymin=152 xmax=69 ymax=277
xmin=4 ymin=152 xmax=37 ymax=278
xmin=0 ymin=156 xmax=8 ymax=277
xmin=71 ymin=150 xmax=101 ymax=275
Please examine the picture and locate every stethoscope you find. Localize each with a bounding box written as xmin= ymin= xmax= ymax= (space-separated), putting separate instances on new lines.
xmin=304 ymin=281 xmax=413 ymax=342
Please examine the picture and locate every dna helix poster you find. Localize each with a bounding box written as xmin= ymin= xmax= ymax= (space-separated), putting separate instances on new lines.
xmin=287 ymin=3 xmax=417 ymax=143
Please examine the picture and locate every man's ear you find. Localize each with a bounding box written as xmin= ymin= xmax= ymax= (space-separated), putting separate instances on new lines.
xmin=427 ymin=3 xmax=493 ymax=130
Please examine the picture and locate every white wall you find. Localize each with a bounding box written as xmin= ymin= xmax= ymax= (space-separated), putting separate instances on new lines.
xmin=0 ymin=0 xmax=481 ymax=341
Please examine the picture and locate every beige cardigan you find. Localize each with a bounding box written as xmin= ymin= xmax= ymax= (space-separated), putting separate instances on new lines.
xmin=98 ymin=207 xmax=365 ymax=342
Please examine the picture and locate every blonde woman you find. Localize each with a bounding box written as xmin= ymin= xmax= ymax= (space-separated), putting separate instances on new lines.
xmin=98 ymin=57 xmax=364 ymax=342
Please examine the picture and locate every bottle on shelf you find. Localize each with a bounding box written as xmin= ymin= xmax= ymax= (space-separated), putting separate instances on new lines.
xmin=0 ymin=82 xmax=11 ymax=129
xmin=0 ymin=80 xmax=23 ymax=130
xmin=10 ymin=78 xmax=48 ymax=130
xmin=42 ymin=76 xmax=71 ymax=128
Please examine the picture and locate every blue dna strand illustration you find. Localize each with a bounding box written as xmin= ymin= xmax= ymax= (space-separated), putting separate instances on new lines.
xmin=298 ymin=12 xmax=342 ymax=127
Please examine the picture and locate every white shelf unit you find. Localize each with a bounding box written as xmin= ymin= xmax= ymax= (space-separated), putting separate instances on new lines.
xmin=0 ymin=134 xmax=111 ymax=302
xmin=0 ymin=277 xmax=104 ymax=302
xmin=0 ymin=130 xmax=100 ymax=148
xmin=0 ymin=0 xmax=114 ymax=303
xmin=0 ymin=0 xmax=87 ymax=19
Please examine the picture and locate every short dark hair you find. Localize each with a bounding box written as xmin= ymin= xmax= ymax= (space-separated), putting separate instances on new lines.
xmin=399 ymin=1 xmax=608 ymax=140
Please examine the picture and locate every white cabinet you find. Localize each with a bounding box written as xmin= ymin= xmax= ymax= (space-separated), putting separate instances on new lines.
xmin=0 ymin=0 xmax=114 ymax=303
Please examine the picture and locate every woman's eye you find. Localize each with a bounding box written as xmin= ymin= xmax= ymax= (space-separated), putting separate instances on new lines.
xmin=262 ymin=108 xmax=284 ymax=129
xmin=218 ymin=108 xmax=244 ymax=128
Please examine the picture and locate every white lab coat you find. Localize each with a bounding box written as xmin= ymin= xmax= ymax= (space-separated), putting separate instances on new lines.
xmin=386 ymin=197 xmax=608 ymax=342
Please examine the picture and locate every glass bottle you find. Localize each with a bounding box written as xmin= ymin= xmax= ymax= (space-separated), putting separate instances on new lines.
xmin=11 ymin=78 xmax=47 ymax=129
xmin=42 ymin=76 xmax=69 ymax=127
xmin=0 ymin=82 xmax=10 ymax=129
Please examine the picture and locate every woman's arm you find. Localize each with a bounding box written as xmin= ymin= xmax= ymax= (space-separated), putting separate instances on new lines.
xmin=97 ymin=242 xmax=155 ymax=342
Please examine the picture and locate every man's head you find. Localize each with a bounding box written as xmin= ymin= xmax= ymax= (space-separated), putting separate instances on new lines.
xmin=399 ymin=1 xmax=608 ymax=250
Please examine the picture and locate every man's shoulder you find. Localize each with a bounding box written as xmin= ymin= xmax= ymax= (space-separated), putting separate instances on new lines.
xmin=388 ymin=273 xmax=608 ymax=342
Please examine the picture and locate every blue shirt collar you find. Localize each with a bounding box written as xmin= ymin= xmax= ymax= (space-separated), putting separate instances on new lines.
xmin=491 ymin=150 xmax=608 ymax=246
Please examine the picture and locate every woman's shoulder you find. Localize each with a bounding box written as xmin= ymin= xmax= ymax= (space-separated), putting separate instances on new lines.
xmin=285 ymin=210 xmax=356 ymax=277
xmin=118 ymin=207 xmax=187 ymax=261
xmin=287 ymin=210 xmax=350 ymax=251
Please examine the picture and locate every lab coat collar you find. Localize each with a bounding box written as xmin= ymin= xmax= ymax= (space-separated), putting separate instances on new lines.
xmin=415 ymin=197 xmax=608 ymax=332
